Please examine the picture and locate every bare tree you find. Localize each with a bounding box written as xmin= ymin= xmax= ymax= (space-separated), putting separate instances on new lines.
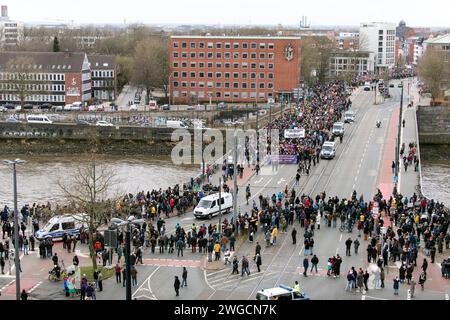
xmin=57 ymin=140 xmax=119 ymax=270
xmin=418 ymin=48 xmax=450 ymax=105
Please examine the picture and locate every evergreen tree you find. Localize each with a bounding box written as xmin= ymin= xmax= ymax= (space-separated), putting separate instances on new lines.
xmin=53 ymin=37 xmax=60 ymax=52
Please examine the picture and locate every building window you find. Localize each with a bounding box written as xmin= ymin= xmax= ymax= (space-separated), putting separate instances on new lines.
xmin=207 ymin=72 xmax=213 ymax=78
xmin=181 ymin=52 xmax=187 ymax=58
xmin=216 ymin=82 xmax=222 ymax=88
xmin=233 ymin=92 xmax=239 ymax=98
xmin=259 ymin=63 xmax=265 ymax=69
xmin=173 ymin=72 xmax=179 ymax=78
xmin=207 ymin=62 xmax=213 ymax=68
xmin=181 ymin=82 xmax=187 ymax=87
xmin=242 ymin=62 xmax=248 ymax=69
xmin=224 ymin=52 xmax=231 ymax=59
xmin=207 ymin=42 xmax=213 ymax=49
xmin=233 ymin=82 xmax=239 ymax=89
xmin=199 ymin=52 xmax=205 ymax=58
xmin=216 ymin=62 xmax=222 ymax=68
xmin=190 ymin=82 xmax=196 ymax=87
xmin=241 ymin=92 xmax=248 ymax=98
xmin=233 ymin=63 xmax=239 ymax=69
xmin=251 ymin=63 xmax=256 ymax=69
xmin=268 ymin=43 xmax=274 ymax=49
xmin=199 ymin=72 xmax=204 ymax=78
xmin=250 ymin=73 xmax=256 ymax=79
xmin=233 ymin=72 xmax=239 ymax=79
xmin=268 ymin=63 xmax=274 ymax=69
xmin=259 ymin=73 xmax=265 ymax=79
xmin=190 ymin=72 xmax=196 ymax=78
xmin=268 ymin=73 xmax=274 ymax=79
xmin=216 ymin=92 xmax=221 ymax=98
xmin=224 ymin=82 xmax=230 ymax=88
xmin=207 ymin=82 xmax=213 ymax=88
xmin=225 ymin=63 xmax=231 ymax=68
xmin=190 ymin=62 xmax=196 ymax=68
xmin=216 ymin=52 xmax=222 ymax=59
xmin=182 ymin=62 xmax=187 ymax=67
xmin=216 ymin=42 xmax=222 ymax=49
xmin=268 ymin=53 xmax=274 ymax=59
xmin=199 ymin=42 xmax=205 ymax=48
xmin=242 ymin=82 xmax=248 ymax=89
xmin=251 ymin=53 xmax=257 ymax=59
xmin=259 ymin=53 xmax=265 ymax=59
xmin=233 ymin=52 xmax=239 ymax=59
xmin=198 ymin=91 xmax=205 ymax=98
xmin=251 ymin=42 xmax=257 ymax=49
xmin=216 ymin=72 xmax=222 ymax=78
xmin=173 ymin=62 xmax=179 ymax=68
xmin=181 ymin=72 xmax=187 ymax=77
xmin=199 ymin=62 xmax=205 ymax=68
xmin=207 ymin=52 xmax=213 ymax=59
xmin=259 ymin=43 xmax=266 ymax=49
xmin=268 ymin=83 xmax=273 ymax=89
xmin=190 ymin=52 xmax=196 ymax=58
xmin=190 ymin=42 xmax=196 ymax=49
xmin=225 ymin=42 xmax=231 ymax=49
xmin=199 ymin=82 xmax=205 ymax=88
xmin=224 ymin=92 xmax=230 ymax=98
xmin=173 ymin=81 xmax=179 ymax=88
xmin=242 ymin=73 xmax=248 ymax=79
xmin=173 ymin=42 xmax=179 ymax=48
xmin=225 ymin=72 xmax=230 ymax=79
xmin=173 ymin=52 xmax=179 ymax=58
xmin=242 ymin=42 xmax=248 ymax=49
xmin=242 ymin=53 xmax=248 ymax=59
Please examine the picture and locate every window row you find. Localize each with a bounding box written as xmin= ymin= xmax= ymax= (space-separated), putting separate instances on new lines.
xmin=173 ymin=61 xmax=274 ymax=69
xmin=0 ymin=72 xmax=65 ymax=81
xmin=0 ymin=94 xmax=65 ymax=102
xmin=173 ymin=41 xmax=275 ymax=50
xmin=92 ymin=70 xmax=114 ymax=78
xmin=92 ymin=80 xmax=114 ymax=87
xmin=173 ymin=90 xmax=268 ymax=99
xmin=173 ymin=81 xmax=274 ymax=90
xmin=172 ymin=52 xmax=275 ymax=60
xmin=0 ymin=83 xmax=65 ymax=92
xmin=173 ymin=71 xmax=274 ymax=79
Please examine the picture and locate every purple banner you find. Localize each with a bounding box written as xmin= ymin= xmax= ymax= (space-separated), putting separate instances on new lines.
xmin=270 ymin=155 xmax=297 ymax=164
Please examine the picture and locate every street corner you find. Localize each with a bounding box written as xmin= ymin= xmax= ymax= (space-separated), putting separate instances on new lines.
xmin=201 ymin=255 xmax=227 ymax=271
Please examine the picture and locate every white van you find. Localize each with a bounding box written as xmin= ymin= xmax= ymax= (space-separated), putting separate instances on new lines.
xmin=320 ymin=141 xmax=337 ymax=159
xmin=332 ymin=122 xmax=345 ymax=136
xmin=71 ymin=102 xmax=83 ymax=111
xmin=35 ymin=214 xmax=88 ymax=240
xmin=256 ymin=285 xmax=310 ymax=300
xmin=26 ymin=115 xmax=53 ymax=124
xmin=167 ymin=120 xmax=188 ymax=129
xmin=194 ymin=192 xmax=233 ymax=219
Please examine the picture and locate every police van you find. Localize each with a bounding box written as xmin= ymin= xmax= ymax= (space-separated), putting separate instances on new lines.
xmin=256 ymin=285 xmax=310 ymax=300
xmin=194 ymin=192 xmax=233 ymax=219
xmin=26 ymin=115 xmax=53 ymax=124
xmin=320 ymin=141 xmax=337 ymax=159
xmin=35 ymin=214 xmax=88 ymax=240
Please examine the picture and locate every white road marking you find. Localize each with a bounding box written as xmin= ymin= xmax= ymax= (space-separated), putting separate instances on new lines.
xmin=28 ymin=281 xmax=43 ymax=293
xmin=339 ymin=234 xmax=343 ymax=242
xmin=361 ymin=294 xmax=366 ymax=300
xmin=335 ymin=247 xmax=339 ymax=255
xmin=132 ymin=266 xmax=160 ymax=300
xmin=254 ymin=177 xmax=264 ymax=184
xmin=445 ymin=294 xmax=449 ymax=300
xmin=277 ymin=178 xmax=286 ymax=185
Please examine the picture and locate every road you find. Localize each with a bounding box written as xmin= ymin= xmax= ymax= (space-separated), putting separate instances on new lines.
xmin=3 ymin=80 xmax=448 ymax=300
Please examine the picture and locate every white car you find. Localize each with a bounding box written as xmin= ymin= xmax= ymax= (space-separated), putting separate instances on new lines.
xmin=64 ymin=104 xmax=73 ymax=111
xmin=96 ymin=121 xmax=114 ymax=127
xmin=129 ymin=105 xmax=138 ymax=111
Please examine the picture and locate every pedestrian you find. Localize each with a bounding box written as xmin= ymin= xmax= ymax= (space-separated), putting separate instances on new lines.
xmin=214 ymin=242 xmax=221 ymax=261
xmin=174 ymin=276 xmax=181 ymax=296
xmin=115 ymin=264 xmax=121 ymax=284
xmin=131 ymin=267 xmax=138 ymax=286
xmin=292 ymin=227 xmax=297 ymax=245
xmin=303 ymin=257 xmax=309 ymax=277
xmin=29 ymin=235 xmax=35 ymax=252
xmin=181 ymin=267 xmax=188 ymax=287
xmin=357 ymin=270 xmax=364 ymax=293
xmin=232 ymin=256 xmax=239 ymax=274
xmin=255 ymin=253 xmax=262 ymax=272
xmin=345 ymin=238 xmax=352 ymax=256
xmin=20 ymin=289 xmax=28 ymax=300
xmin=354 ymin=238 xmax=360 ymax=254
xmin=363 ymin=270 xmax=370 ymax=292
xmin=122 ymin=267 xmax=126 ymax=287
xmin=241 ymin=256 xmax=250 ymax=277
xmin=311 ymin=255 xmax=319 ymax=273
xmin=421 ymin=258 xmax=428 ymax=274
xmin=23 ymin=236 xmax=29 ymax=255
xmin=176 ymin=238 xmax=184 ymax=257
xmin=380 ymin=267 xmax=385 ymax=288
xmin=345 ymin=270 xmax=354 ymax=292
xmin=418 ymin=271 xmax=427 ymax=290
xmin=0 ymin=256 xmax=5 ymax=274
xmin=97 ymin=270 xmax=103 ymax=292
xmin=52 ymin=253 xmax=58 ymax=266
xmin=409 ymin=277 xmax=416 ymax=298
xmin=393 ymin=276 xmax=400 ymax=295
xmin=73 ymin=255 xmax=79 ymax=267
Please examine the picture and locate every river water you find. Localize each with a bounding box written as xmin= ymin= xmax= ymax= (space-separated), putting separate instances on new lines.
xmin=0 ymin=155 xmax=199 ymax=207
xmin=422 ymin=161 xmax=450 ymax=208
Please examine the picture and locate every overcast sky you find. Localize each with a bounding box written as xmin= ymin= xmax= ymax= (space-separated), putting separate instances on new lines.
xmin=4 ymin=0 xmax=449 ymax=27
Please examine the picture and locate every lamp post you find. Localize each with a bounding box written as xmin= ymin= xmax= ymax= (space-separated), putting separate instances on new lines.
xmin=395 ymin=81 xmax=404 ymax=187
xmin=111 ymin=216 xmax=144 ymax=300
xmin=2 ymin=158 xmax=26 ymax=301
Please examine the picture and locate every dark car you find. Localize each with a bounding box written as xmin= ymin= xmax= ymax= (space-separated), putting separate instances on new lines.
xmin=398 ymin=83 xmax=403 ymax=88
xmin=4 ymin=104 xmax=15 ymax=110
xmin=389 ymin=83 xmax=395 ymax=88
xmin=162 ymin=104 xmax=170 ymax=110
xmin=76 ymin=120 xmax=91 ymax=126
xmin=23 ymin=104 xmax=34 ymax=110
xmin=40 ymin=103 xmax=52 ymax=110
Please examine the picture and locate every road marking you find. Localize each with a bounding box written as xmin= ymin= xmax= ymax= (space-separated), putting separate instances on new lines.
xmin=361 ymin=294 xmax=366 ymax=300
xmin=364 ymin=295 xmax=388 ymax=300
xmin=0 ymin=279 xmax=15 ymax=293
xmin=339 ymin=234 xmax=343 ymax=242
xmin=335 ymin=247 xmax=339 ymax=255
xmin=181 ymin=217 xmax=195 ymax=221
xmin=407 ymin=289 xmax=411 ymax=300
xmin=132 ymin=265 xmax=160 ymax=300
xmin=28 ymin=281 xmax=43 ymax=293
xmin=277 ymin=178 xmax=286 ymax=185
xmin=254 ymin=177 xmax=264 ymax=184
xmin=445 ymin=294 xmax=449 ymax=300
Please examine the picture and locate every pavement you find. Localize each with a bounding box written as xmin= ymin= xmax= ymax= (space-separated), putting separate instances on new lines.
xmin=2 ymin=80 xmax=449 ymax=301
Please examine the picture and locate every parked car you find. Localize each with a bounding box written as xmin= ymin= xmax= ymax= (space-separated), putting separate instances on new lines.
xmin=186 ymin=105 xmax=194 ymax=110
xmin=96 ymin=105 xmax=105 ymax=112
xmin=218 ymin=102 xmax=228 ymax=109
xmin=15 ymin=105 xmax=21 ymax=111
xmin=76 ymin=120 xmax=91 ymax=126
xmin=6 ymin=117 xmax=21 ymax=123
xmin=129 ymin=105 xmax=138 ymax=111
xmin=398 ymin=83 xmax=403 ymax=88
xmin=162 ymin=104 xmax=170 ymax=110
xmin=363 ymin=86 xmax=371 ymax=91
xmin=23 ymin=104 xmax=34 ymax=111
xmin=0 ymin=106 xmax=7 ymax=112
xmin=54 ymin=105 xmax=63 ymax=112
xmin=4 ymin=104 xmax=15 ymax=110
xmin=389 ymin=83 xmax=395 ymax=88
xmin=39 ymin=103 xmax=52 ymax=110
xmin=96 ymin=120 xmax=113 ymax=127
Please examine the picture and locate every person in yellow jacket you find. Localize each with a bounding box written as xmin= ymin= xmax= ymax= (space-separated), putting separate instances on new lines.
xmin=293 ymin=281 xmax=301 ymax=293
xmin=213 ymin=242 xmax=221 ymax=261
xmin=272 ymin=227 xmax=278 ymax=245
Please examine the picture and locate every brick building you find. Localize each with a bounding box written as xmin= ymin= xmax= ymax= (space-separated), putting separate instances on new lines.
xmin=0 ymin=51 xmax=91 ymax=106
xmin=169 ymin=35 xmax=301 ymax=104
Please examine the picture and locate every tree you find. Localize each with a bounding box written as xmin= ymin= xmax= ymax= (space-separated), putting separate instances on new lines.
xmin=116 ymin=56 xmax=134 ymax=91
xmin=131 ymin=38 xmax=170 ymax=100
xmin=300 ymin=36 xmax=334 ymax=85
xmin=53 ymin=36 xmax=60 ymax=52
xmin=418 ymin=48 xmax=450 ymax=105
xmin=5 ymin=57 xmax=36 ymax=109
xmin=57 ymin=139 xmax=119 ymax=270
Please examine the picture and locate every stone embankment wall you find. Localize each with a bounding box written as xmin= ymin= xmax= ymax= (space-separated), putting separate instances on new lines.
xmin=417 ymin=105 xmax=450 ymax=145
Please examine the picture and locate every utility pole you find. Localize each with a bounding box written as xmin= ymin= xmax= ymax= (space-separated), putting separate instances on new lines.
xmin=395 ymin=81 xmax=404 ymax=187
xmin=201 ymin=128 xmax=205 ymax=182
xmin=125 ymin=223 xmax=132 ymax=300
xmin=218 ymin=177 xmax=222 ymax=236
xmin=12 ymin=163 xmax=20 ymax=301
xmin=232 ymin=134 xmax=238 ymax=224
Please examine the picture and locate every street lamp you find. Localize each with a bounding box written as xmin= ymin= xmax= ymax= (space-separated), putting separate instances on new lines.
xmin=2 ymin=158 xmax=26 ymax=301
xmin=110 ymin=216 xmax=144 ymax=300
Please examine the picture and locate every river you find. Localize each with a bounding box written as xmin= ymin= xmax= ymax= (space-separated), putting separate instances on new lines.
xmin=0 ymin=155 xmax=199 ymax=207
xmin=422 ymin=160 xmax=450 ymax=208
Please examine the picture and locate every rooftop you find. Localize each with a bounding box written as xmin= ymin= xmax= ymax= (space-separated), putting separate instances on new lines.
xmin=88 ymin=54 xmax=116 ymax=70
xmin=171 ymin=35 xmax=301 ymax=40
xmin=424 ymin=33 xmax=450 ymax=45
xmin=0 ymin=51 xmax=86 ymax=72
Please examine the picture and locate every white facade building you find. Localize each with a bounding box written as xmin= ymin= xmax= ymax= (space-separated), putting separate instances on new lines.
xmin=359 ymin=22 xmax=396 ymax=73
xmin=0 ymin=5 xmax=24 ymax=49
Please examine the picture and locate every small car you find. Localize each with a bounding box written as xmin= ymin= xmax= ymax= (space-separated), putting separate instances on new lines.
xmin=96 ymin=120 xmax=114 ymax=127
xmin=398 ymin=83 xmax=403 ymax=88
xmin=76 ymin=120 xmax=91 ymax=126
xmin=162 ymin=104 xmax=170 ymax=110
xmin=6 ymin=117 xmax=21 ymax=123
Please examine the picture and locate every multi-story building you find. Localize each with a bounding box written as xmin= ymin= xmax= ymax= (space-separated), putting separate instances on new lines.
xmin=336 ymin=32 xmax=359 ymax=50
xmin=88 ymin=55 xmax=117 ymax=101
xmin=423 ymin=34 xmax=450 ymax=53
xmin=0 ymin=5 xmax=24 ymax=49
xmin=0 ymin=51 xmax=91 ymax=106
xmin=328 ymin=50 xmax=374 ymax=78
xmin=359 ymin=22 xmax=396 ymax=73
xmin=169 ymin=35 xmax=301 ymax=104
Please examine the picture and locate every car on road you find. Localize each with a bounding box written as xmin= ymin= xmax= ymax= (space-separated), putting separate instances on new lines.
xmin=166 ymin=120 xmax=188 ymax=129
xmin=129 ymin=105 xmax=138 ymax=111
xmin=398 ymin=83 xmax=403 ymax=88
xmin=194 ymin=192 xmax=233 ymax=219
xmin=389 ymin=83 xmax=395 ymax=88
xmin=35 ymin=214 xmax=88 ymax=241
xmin=54 ymin=105 xmax=64 ymax=112
xmin=0 ymin=105 xmax=7 ymax=112
xmin=23 ymin=104 xmax=34 ymax=111
xmin=96 ymin=120 xmax=114 ymax=127
xmin=27 ymin=115 xmax=53 ymax=124
xmin=320 ymin=141 xmax=337 ymax=159
xmin=64 ymin=104 xmax=73 ymax=111
xmin=5 ymin=117 xmax=21 ymax=123
xmin=39 ymin=103 xmax=53 ymax=110
xmin=186 ymin=105 xmax=194 ymax=110
xmin=76 ymin=120 xmax=91 ymax=126
xmin=332 ymin=122 xmax=345 ymax=136
xmin=344 ymin=111 xmax=355 ymax=123
xmin=363 ymin=85 xmax=371 ymax=91
xmin=218 ymin=102 xmax=228 ymax=109
xmin=15 ymin=105 xmax=21 ymax=111
xmin=4 ymin=104 xmax=15 ymax=110
xmin=256 ymin=285 xmax=310 ymax=300
xmin=161 ymin=104 xmax=170 ymax=110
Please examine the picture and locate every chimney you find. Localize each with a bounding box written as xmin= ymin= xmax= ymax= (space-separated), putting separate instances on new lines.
xmin=1 ymin=5 xmax=8 ymax=18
